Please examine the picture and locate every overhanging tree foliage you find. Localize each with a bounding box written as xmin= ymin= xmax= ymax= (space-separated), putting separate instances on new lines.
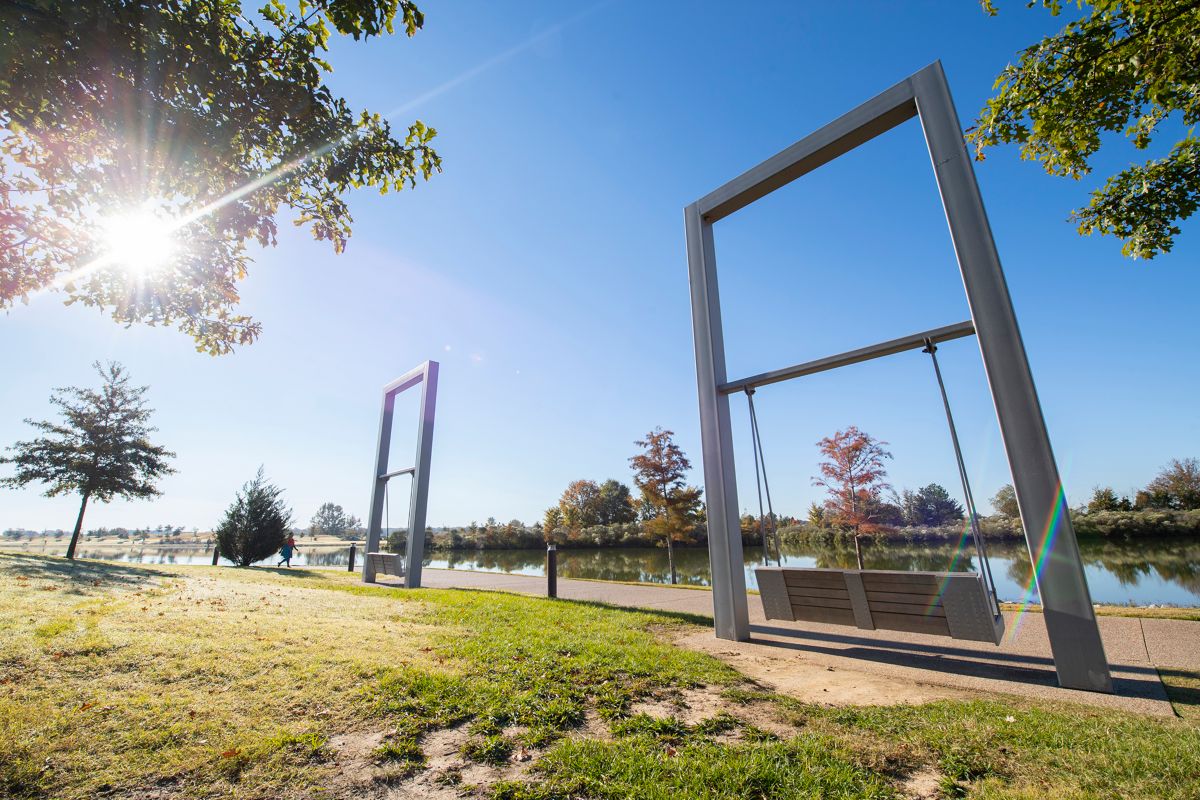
xmin=971 ymin=0 xmax=1200 ymax=259
xmin=0 ymin=361 xmax=176 ymax=559
xmin=214 ymin=467 xmax=292 ymax=566
xmin=0 ymin=1 xmax=441 ymax=354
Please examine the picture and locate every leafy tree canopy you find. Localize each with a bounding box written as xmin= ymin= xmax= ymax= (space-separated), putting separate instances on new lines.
xmin=991 ymin=483 xmax=1020 ymax=519
xmin=309 ymin=501 xmax=361 ymax=539
xmin=972 ymin=1 xmax=1200 ymax=258
xmin=1141 ymin=457 xmax=1200 ymax=510
xmin=0 ymin=0 xmax=440 ymax=354
xmin=901 ymin=483 xmax=966 ymax=527
xmin=0 ymin=361 xmax=175 ymax=559
xmin=812 ymin=426 xmax=892 ymax=532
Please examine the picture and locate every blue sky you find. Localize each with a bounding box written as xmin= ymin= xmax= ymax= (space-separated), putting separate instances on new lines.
xmin=3 ymin=0 xmax=1197 ymax=532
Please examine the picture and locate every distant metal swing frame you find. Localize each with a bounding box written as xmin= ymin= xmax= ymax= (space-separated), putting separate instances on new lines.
xmin=363 ymin=360 xmax=438 ymax=588
xmin=684 ymin=61 xmax=1113 ymax=693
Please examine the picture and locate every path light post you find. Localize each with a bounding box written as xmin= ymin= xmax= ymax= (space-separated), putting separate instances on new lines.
xmin=347 ymin=543 xmax=356 ymax=573
xmin=546 ymin=544 xmax=558 ymax=598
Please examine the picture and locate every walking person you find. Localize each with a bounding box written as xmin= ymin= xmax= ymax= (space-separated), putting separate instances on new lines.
xmin=277 ymin=535 xmax=298 ymax=568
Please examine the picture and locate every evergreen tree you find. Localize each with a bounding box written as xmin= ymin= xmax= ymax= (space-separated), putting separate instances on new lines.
xmin=214 ymin=468 xmax=292 ymax=567
xmin=0 ymin=362 xmax=175 ymax=559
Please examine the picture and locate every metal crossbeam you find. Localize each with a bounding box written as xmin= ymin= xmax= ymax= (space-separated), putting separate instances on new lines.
xmin=379 ymin=467 xmax=416 ymax=481
xmin=718 ymin=321 xmax=974 ymax=395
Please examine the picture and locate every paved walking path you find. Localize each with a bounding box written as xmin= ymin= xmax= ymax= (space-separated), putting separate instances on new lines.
xmin=412 ymin=568 xmax=1199 ymax=717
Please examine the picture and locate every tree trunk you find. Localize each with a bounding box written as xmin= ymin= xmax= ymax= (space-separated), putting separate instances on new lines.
xmin=853 ymin=530 xmax=864 ymax=570
xmin=65 ymin=492 xmax=90 ymax=560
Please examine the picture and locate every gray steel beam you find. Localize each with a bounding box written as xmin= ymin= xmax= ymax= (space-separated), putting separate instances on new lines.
xmin=686 ymin=203 xmax=750 ymax=641
xmin=380 ymin=467 xmax=416 ymax=481
xmin=911 ymin=63 xmax=1111 ymax=692
xmin=363 ymin=361 xmax=439 ymax=589
xmin=697 ymin=80 xmax=917 ymax=223
xmin=719 ymin=321 xmax=975 ymax=395
xmin=404 ymin=360 xmax=438 ymax=589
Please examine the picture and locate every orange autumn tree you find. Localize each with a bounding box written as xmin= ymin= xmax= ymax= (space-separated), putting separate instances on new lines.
xmin=813 ymin=426 xmax=893 ymax=547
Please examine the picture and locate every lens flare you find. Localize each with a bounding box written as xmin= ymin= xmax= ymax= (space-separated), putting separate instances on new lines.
xmin=98 ymin=205 xmax=178 ymax=276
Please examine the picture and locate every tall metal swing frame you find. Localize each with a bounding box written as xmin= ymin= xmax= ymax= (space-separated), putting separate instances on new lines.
xmin=684 ymin=62 xmax=1113 ymax=693
xmin=362 ymin=360 xmax=438 ymax=588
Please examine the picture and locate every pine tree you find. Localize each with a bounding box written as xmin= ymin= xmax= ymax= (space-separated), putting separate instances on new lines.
xmin=214 ymin=468 xmax=293 ymax=567
xmin=0 ymin=362 xmax=175 ymax=559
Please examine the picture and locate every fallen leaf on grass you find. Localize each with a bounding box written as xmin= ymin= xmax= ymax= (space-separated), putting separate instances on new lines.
xmin=77 ymin=702 xmax=95 ymax=712
xmin=221 ymin=749 xmax=240 ymax=758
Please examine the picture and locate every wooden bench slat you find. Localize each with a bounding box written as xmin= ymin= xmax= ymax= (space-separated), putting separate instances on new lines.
xmin=785 ymin=586 xmax=850 ymax=600
xmin=861 ymin=572 xmax=940 ymax=589
xmin=864 ymin=589 xmax=942 ymax=605
xmin=866 ymin=600 xmax=946 ymax=617
xmin=786 ymin=594 xmax=853 ymax=610
xmin=870 ymin=612 xmax=951 ymax=636
xmin=782 ymin=571 xmax=848 ymax=589
xmin=790 ymin=605 xmax=857 ymax=626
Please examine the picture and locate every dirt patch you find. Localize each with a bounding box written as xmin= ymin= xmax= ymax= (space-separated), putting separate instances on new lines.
xmin=675 ymin=631 xmax=970 ymax=707
xmin=899 ymin=767 xmax=943 ymax=799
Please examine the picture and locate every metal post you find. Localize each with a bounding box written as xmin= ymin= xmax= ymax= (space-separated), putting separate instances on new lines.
xmin=685 ymin=203 xmax=750 ymax=641
xmin=211 ymin=546 xmax=219 ymax=566
xmin=404 ymin=361 xmax=438 ymax=589
xmin=347 ymin=543 xmax=356 ymax=573
xmin=912 ymin=63 xmax=1111 ymax=692
xmin=546 ymin=544 xmax=558 ymax=598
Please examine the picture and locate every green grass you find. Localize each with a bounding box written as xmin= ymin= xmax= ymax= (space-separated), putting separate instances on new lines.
xmin=2 ymin=553 xmax=1200 ymax=800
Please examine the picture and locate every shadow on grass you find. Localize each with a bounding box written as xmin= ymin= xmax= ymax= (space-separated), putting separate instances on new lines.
xmin=1159 ymin=667 xmax=1200 ymax=721
xmin=0 ymin=552 xmax=171 ymax=592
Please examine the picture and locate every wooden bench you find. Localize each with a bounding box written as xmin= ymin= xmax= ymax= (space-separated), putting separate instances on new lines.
xmin=756 ymin=567 xmax=1003 ymax=644
xmin=366 ymin=552 xmax=405 ymax=583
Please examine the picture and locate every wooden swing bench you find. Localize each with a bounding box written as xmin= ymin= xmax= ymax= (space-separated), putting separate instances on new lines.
xmin=756 ymin=566 xmax=1004 ymax=645
xmin=366 ymin=552 xmax=405 ymax=581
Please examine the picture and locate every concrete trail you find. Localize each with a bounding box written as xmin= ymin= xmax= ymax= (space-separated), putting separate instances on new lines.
xmin=411 ymin=568 xmax=1197 ymax=717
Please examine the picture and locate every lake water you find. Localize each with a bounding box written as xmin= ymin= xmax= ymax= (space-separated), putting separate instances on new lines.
xmin=38 ymin=536 xmax=1200 ymax=607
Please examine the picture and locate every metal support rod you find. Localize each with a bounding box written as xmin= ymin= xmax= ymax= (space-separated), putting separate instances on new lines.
xmin=924 ymin=339 xmax=998 ymax=614
xmin=379 ymin=467 xmax=416 ymax=481
xmin=720 ymin=321 xmax=975 ymax=395
xmin=546 ymin=545 xmax=558 ymax=598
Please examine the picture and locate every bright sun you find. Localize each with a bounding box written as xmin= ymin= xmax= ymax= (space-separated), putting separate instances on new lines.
xmin=99 ymin=205 xmax=179 ymax=276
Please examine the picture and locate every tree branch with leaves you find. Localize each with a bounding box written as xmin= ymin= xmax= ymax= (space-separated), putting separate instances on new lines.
xmin=0 ymin=0 xmax=441 ymax=353
xmin=971 ymin=0 xmax=1200 ymax=259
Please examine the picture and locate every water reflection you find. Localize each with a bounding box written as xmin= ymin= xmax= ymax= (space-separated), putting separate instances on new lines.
xmin=45 ymin=536 xmax=1200 ymax=606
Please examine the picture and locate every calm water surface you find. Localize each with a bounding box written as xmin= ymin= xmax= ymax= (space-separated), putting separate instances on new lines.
xmin=40 ymin=536 xmax=1200 ymax=607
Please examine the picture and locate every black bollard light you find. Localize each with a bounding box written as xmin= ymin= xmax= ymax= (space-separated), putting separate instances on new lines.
xmin=211 ymin=546 xmax=220 ymax=566
xmin=546 ymin=544 xmax=557 ymax=598
xmin=347 ymin=543 xmax=357 ymax=573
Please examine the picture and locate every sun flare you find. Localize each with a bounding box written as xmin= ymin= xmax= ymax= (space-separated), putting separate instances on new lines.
xmin=99 ymin=205 xmax=179 ymax=276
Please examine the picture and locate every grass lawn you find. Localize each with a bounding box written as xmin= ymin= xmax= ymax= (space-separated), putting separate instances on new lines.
xmin=2 ymin=554 xmax=1199 ymax=799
